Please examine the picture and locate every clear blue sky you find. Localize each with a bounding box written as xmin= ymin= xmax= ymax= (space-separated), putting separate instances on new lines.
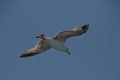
xmin=0 ymin=0 xmax=120 ymax=80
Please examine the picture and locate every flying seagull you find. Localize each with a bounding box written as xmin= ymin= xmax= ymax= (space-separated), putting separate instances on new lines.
xmin=20 ymin=24 xmax=89 ymax=58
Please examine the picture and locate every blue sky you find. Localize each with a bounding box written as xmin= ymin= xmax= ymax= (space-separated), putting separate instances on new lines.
xmin=0 ymin=0 xmax=120 ymax=80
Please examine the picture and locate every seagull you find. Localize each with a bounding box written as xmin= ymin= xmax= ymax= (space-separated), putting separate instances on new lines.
xmin=20 ymin=24 xmax=89 ymax=58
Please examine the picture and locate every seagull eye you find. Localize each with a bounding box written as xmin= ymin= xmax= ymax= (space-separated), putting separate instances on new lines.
xmin=40 ymin=34 xmax=44 ymax=36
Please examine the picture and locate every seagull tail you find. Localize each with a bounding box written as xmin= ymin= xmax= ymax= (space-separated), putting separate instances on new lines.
xmin=67 ymin=51 xmax=71 ymax=55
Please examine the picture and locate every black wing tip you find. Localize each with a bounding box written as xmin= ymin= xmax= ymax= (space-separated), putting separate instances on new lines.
xmin=19 ymin=53 xmax=29 ymax=58
xmin=83 ymin=24 xmax=89 ymax=28
xmin=19 ymin=52 xmax=39 ymax=58
xmin=82 ymin=24 xmax=89 ymax=32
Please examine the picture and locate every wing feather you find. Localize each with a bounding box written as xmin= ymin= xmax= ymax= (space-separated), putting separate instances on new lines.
xmin=20 ymin=40 xmax=50 ymax=58
xmin=53 ymin=24 xmax=89 ymax=42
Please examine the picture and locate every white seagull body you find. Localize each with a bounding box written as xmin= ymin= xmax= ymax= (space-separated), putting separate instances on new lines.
xmin=20 ymin=24 xmax=89 ymax=58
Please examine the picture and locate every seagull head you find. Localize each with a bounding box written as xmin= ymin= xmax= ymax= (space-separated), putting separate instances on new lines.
xmin=36 ymin=34 xmax=46 ymax=40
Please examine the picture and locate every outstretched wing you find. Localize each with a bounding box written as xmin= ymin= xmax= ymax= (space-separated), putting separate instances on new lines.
xmin=53 ymin=24 xmax=89 ymax=42
xmin=20 ymin=40 xmax=50 ymax=58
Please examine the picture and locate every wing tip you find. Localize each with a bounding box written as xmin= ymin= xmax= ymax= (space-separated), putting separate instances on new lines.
xmin=82 ymin=24 xmax=89 ymax=32
xmin=19 ymin=53 xmax=29 ymax=58
xmin=19 ymin=52 xmax=39 ymax=58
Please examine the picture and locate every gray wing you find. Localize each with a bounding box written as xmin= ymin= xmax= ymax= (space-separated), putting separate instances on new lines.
xmin=20 ymin=40 xmax=51 ymax=58
xmin=53 ymin=24 xmax=89 ymax=42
